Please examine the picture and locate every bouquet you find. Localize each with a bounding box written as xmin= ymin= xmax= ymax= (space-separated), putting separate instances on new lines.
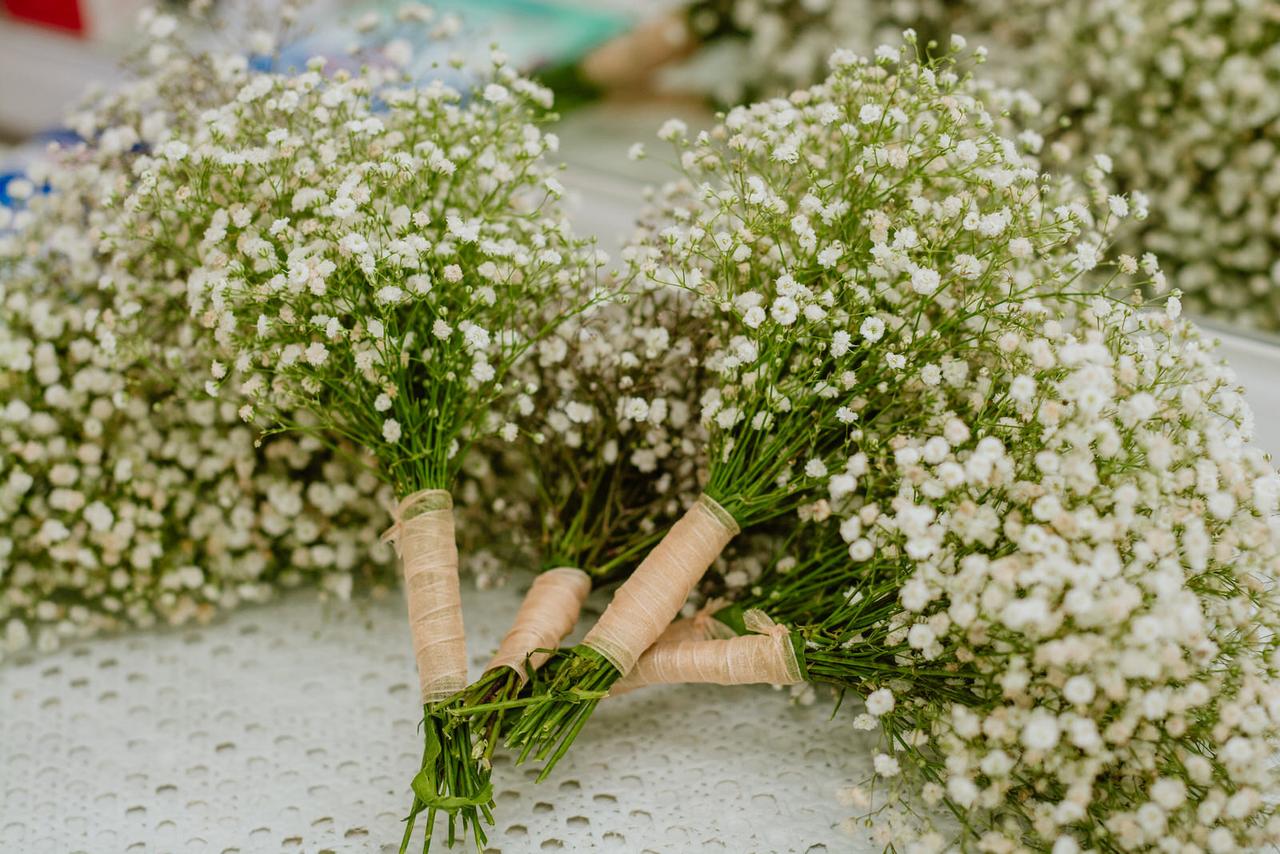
xmin=0 ymin=6 xmax=393 ymax=658
xmin=402 ymin=284 xmax=711 ymax=848
xmin=502 ymin=35 xmax=1116 ymax=776
xmin=560 ymin=39 xmax=1280 ymax=849
xmin=625 ymin=295 xmax=1280 ymax=849
xmin=115 ymin=19 xmax=607 ymax=843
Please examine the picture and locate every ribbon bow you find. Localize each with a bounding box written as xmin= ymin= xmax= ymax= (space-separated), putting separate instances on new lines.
xmin=381 ymin=488 xmax=453 ymax=550
xmin=743 ymin=609 xmax=804 ymax=683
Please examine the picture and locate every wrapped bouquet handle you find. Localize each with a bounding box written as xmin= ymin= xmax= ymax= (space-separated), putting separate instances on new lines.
xmin=382 ymin=489 xmax=467 ymax=703
xmin=581 ymin=494 xmax=739 ymax=675
xmin=612 ymin=609 xmax=803 ymax=695
xmin=486 ymin=568 xmax=592 ymax=681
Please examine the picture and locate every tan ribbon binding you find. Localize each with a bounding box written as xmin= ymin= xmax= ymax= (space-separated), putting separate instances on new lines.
xmin=486 ymin=567 xmax=592 ymax=683
xmin=653 ymin=597 xmax=736 ymax=644
xmin=582 ymin=494 xmax=739 ymax=676
xmin=611 ymin=610 xmax=804 ymax=695
xmin=382 ymin=489 xmax=467 ymax=703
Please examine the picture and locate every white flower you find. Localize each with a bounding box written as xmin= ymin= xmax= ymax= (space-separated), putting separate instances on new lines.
xmin=859 ymin=103 xmax=884 ymax=124
xmin=770 ymin=296 xmax=799 ymax=326
xmin=1063 ymin=675 xmax=1095 ymax=705
xmin=305 ymin=342 xmax=329 ymax=366
xmin=330 ymin=197 xmax=358 ymax=220
xmin=847 ymin=539 xmax=873 ymax=561
xmin=382 ymin=418 xmax=402 ymax=443
xmin=376 ymin=286 xmax=404 ymax=304
xmin=859 ymin=317 xmax=885 ymax=342
xmin=82 ymin=501 xmax=115 ymax=533
xmin=1021 ymin=711 xmax=1061 ymax=752
xmin=1151 ymin=778 xmax=1186 ymax=811
xmin=657 ymin=118 xmax=687 ymax=141
xmin=873 ymin=753 xmax=900 ymax=777
xmin=866 ymin=688 xmax=895 ymax=716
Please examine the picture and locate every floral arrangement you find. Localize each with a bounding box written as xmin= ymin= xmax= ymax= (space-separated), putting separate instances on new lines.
xmin=402 ymin=283 xmax=712 ymax=848
xmin=112 ymin=6 xmax=609 ymax=842
xmin=0 ymin=7 xmax=395 ymax=660
xmin=6 ymin=3 xmax=1280 ymax=851
xmin=640 ymin=296 xmax=1280 ymax=849
xmin=442 ymin=35 xmax=1280 ymax=850
xmin=500 ymin=29 xmax=1128 ymax=776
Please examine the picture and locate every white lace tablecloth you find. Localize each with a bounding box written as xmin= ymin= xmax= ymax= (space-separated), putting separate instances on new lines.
xmin=0 ymin=577 xmax=878 ymax=853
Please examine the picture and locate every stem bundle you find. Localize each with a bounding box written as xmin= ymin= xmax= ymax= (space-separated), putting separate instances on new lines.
xmin=505 ymin=494 xmax=738 ymax=774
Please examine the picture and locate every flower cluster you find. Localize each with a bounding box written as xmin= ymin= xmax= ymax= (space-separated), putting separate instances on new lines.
xmin=630 ymin=36 xmax=1127 ymax=526
xmin=674 ymin=0 xmax=1280 ymax=328
xmin=113 ymin=10 xmax=610 ymax=842
xmin=643 ymin=38 xmax=1280 ymax=850
xmin=119 ymin=20 xmax=604 ymax=495
xmin=814 ymin=299 xmax=1280 ymax=852
xmin=495 ymin=286 xmax=709 ymax=574
xmin=0 ymin=7 xmax=398 ymax=658
xmin=403 ymin=283 xmax=716 ymax=850
xmin=501 ymin=34 xmax=1151 ymax=779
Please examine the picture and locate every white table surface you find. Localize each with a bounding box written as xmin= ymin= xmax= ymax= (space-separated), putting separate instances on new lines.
xmin=0 ymin=581 xmax=878 ymax=853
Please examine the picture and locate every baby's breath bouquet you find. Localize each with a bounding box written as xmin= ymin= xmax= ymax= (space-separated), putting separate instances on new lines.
xmin=673 ymin=300 xmax=1280 ymax=851
xmin=0 ymin=7 xmax=394 ymax=658
xmin=116 ymin=24 xmax=607 ymax=839
xmin=403 ymin=286 xmax=709 ymax=848
xmin=837 ymin=300 xmax=1280 ymax=851
xmin=560 ymin=39 xmax=1280 ymax=849
xmin=504 ymin=35 xmax=1113 ymax=776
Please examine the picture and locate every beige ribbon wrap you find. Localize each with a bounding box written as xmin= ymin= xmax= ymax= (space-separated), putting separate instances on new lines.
xmin=486 ymin=567 xmax=592 ymax=682
xmin=612 ymin=610 xmax=804 ymax=695
xmin=582 ymin=494 xmax=738 ymax=676
xmin=653 ymin=598 xmax=735 ymax=644
xmin=382 ymin=489 xmax=466 ymax=703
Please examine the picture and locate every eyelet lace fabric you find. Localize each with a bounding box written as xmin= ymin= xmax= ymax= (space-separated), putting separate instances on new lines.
xmin=0 ymin=577 xmax=880 ymax=853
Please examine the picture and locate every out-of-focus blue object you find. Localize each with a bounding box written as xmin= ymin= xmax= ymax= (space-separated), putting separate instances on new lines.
xmin=0 ymin=130 xmax=71 ymax=208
